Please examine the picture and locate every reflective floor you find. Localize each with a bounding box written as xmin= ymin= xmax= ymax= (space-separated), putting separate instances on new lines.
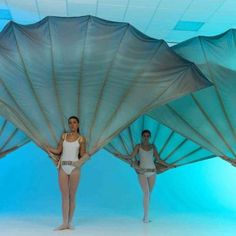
xmin=1 ymin=211 xmax=235 ymax=236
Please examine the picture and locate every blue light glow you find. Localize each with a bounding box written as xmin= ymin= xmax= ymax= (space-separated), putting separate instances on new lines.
xmin=1 ymin=143 xmax=236 ymax=217
xmin=0 ymin=9 xmax=12 ymax=20
xmin=174 ymin=21 xmax=204 ymax=31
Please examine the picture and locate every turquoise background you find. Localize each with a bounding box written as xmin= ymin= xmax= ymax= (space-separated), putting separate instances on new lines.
xmin=0 ymin=142 xmax=235 ymax=217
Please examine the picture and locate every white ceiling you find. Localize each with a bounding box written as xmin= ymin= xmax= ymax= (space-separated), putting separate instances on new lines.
xmin=0 ymin=0 xmax=236 ymax=43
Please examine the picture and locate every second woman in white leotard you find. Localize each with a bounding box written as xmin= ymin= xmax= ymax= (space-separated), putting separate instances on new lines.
xmin=115 ymin=129 xmax=170 ymax=223
xmin=46 ymin=116 xmax=88 ymax=230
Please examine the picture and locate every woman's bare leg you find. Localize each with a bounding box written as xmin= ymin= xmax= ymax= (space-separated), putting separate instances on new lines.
xmin=68 ymin=168 xmax=80 ymax=228
xmin=147 ymin=174 xmax=156 ymax=192
xmin=138 ymin=174 xmax=150 ymax=223
xmin=147 ymin=174 xmax=156 ymax=221
xmin=54 ymin=168 xmax=70 ymax=230
xmin=147 ymin=174 xmax=156 ymax=200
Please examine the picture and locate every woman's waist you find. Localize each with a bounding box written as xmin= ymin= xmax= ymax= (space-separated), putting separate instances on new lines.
xmin=61 ymin=156 xmax=78 ymax=162
xmin=61 ymin=160 xmax=73 ymax=165
xmin=139 ymin=161 xmax=155 ymax=168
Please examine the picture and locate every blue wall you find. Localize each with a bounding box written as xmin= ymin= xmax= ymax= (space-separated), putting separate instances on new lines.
xmin=0 ymin=142 xmax=236 ymax=217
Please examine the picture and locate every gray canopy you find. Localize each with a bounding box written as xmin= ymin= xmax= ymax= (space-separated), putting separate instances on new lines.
xmin=0 ymin=16 xmax=210 ymax=156
xmin=150 ymin=29 xmax=236 ymax=159
xmin=105 ymin=115 xmax=215 ymax=173
xmin=0 ymin=116 xmax=29 ymax=158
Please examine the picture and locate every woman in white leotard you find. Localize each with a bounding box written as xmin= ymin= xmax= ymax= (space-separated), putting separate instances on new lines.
xmin=115 ymin=130 xmax=170 ymax=223
xmin=46 ymin=116 xmax=88 ymax=230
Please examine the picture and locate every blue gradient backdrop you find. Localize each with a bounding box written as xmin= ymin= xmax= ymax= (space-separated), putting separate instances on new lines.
xmin=0 ymin=142 xmax=236 ymax=218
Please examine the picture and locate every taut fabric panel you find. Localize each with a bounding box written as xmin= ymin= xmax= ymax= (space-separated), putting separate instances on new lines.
xmin=0 ymin=16 xmax=210 ymax=156
xmin=0 ymin=116 xmax=29 ymax=158
xmin=105 ymin=115 xmax=215 ymax=173
xmin=151 ymin=30 xmax=236 ymax=159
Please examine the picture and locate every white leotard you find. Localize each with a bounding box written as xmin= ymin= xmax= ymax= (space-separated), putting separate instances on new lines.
xmin=139 ymin=146 xmax=156 ymax=177
xmin=60 ymin=134 xmax=80 ymax=175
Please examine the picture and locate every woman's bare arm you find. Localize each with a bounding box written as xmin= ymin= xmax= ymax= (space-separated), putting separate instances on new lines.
xmin=153 ymin=144 xmax=170 ymax=167
xmin=72 ymin=136 xmax=90 ymax=168
xmin=79 ymin=136 xmax=87 ymax=157
xmin=115 ymin=144 xmax=139 ymax=160
xmin=45 ymin=134 xmax=64 ymax=155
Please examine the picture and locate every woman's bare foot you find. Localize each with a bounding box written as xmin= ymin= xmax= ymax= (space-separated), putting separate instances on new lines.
xmin=53 ymin=224 xmax=69 ymax=231
xmin=68 ymin=224 xmax=75 ymax=230
xmin=143 ymin=217 xmax=152 ymax=223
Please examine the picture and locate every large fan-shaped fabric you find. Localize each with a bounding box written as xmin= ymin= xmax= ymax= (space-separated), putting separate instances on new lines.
xmin=150 ymin=29 xmax=236 ymax=159
xmin=0 ymin=116 xmax=29 ymax=158
xmin=0 ymin=16 xmax=210 ymax=155
xmin=105 ymin=115 xmax=215 ymax=172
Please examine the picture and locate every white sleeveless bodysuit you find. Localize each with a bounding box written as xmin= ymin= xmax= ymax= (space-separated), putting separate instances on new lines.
xmin=60 ymin=134 xmax=80 ymax=175
xmin=139 ymin=146 xmax=156 ymax=177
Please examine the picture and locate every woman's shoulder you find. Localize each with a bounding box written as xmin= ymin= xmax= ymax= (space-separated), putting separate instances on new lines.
xmin=151 ymin=144 xmax=158 ymax=152
xmin=78 ymin=135 xmax=86 ymax=143
xmin=61 ymin=133 xmax=67 ymax=140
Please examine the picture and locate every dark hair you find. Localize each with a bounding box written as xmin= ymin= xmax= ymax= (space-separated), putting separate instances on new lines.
xmin=141 ymin=129 xmax=151 ymax=137
xmin=68 ymin=116 xmax=80 ymax=133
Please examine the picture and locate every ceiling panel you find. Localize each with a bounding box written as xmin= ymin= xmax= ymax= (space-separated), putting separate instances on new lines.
xmin=4 ymin=0 xmax=39 ymax=24
xmin=97 ymin=4 xmax=126 ymax=21
xmin=98 ymin=0 xmax=128 ymax=5
xmin=128 ymin=0 xmax=160 ymax=8
xmin=0 ymin=0 xmax=235 ymax=43
xmin=37 ymin=0 xmax=67 ymax=17
xmin=158 ymin=0 xmax=192 ymax=10
xmin=68 ymin=1 xmax=96 ymax=16
xmin=124 ymin=6 xmax=156 ymax=29
xmin=0 ymin=1 xmax=7 ymax=8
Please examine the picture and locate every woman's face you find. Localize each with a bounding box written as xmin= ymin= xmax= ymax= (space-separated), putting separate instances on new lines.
xmin=142 ymin=132 xmax=150 ymax=143
xmin=68 ymin=118 xmax=79 ymax=132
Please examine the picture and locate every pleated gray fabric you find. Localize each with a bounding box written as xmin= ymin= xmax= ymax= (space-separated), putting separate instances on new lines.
xmin=0 ymin=116 xmax=29 ymax=158
xmin=0 ymin=16 xmax=210 ymax=155
xmin=151 ymin=29 xmax=236 ymax=159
